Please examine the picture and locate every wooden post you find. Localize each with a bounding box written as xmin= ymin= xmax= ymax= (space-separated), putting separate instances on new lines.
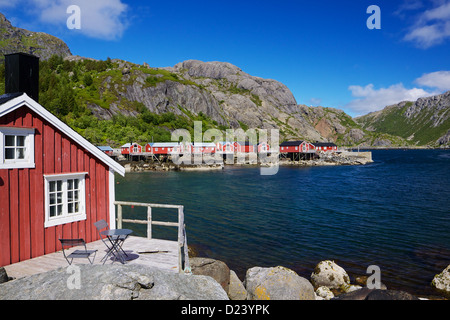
xmin=178 ymin=206 xmax=183 ymax=273
xmin=147 ymin=205 xmax=152 ymax=240
xmin=117 ymin=204 xmax=122 ymax=229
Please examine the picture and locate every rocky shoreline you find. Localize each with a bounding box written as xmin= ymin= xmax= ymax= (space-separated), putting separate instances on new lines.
xmin=189 ymin=258 xmax=450 ymax=300
xmin=122 ymin=151 xmax=373 ymax=172
xmin=1 ymin=258 xmax=448 ymax=300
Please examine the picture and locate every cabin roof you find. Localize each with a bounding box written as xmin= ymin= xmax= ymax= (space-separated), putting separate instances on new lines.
xmin=280 ymin=141 xmax=304 ymax=146
xmin=0 ymin=93 xmax=125 ymax=176
xmin=98 ymin=146 xmax=113 ymax=151
xmin=0 ymin=92 xmax=23 ymax=105
xmin=152 ymin=142 xmax=179 ymax=147
xmin=314 ymin=142 xmax=337 ymax=147
xmin=193 ymin=142 xmax=216 ymax=147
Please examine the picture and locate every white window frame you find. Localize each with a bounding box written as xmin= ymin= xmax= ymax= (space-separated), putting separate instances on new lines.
xmin=44 ymin=172 xmax=87 ymax=228
xmin=0 ymin=127 xmax=35 ymax=169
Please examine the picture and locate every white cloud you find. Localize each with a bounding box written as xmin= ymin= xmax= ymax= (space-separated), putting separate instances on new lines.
xmin=344 ymin=83 xmax=436 ymax=116
xmin=0 ymin=0 xmax=19 ymax=7
xmin=2 ymin=0 xmax=128 ymax=40
xmin=415 ymin=70 xmax=450 ymax=91
xmin=309 ymin=97 xmax=322 ymax=106
xmin=344 ymin=69 xmax=450 ymax=116
xmin=404 ymin=2 xmax=450 ymax=48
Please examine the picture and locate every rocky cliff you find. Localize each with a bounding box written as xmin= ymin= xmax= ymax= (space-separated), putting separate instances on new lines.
xmin=297 ymin=104 xmax=409 ymax=147
xmin=356 ymin=91 xmax=450 ymax=147
xmin=0 ymin=12 xmax=71 ymax=60
xmin=93 ymin=58 xmax=324 ymax=142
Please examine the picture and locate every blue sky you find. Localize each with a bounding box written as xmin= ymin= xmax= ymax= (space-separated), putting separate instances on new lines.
xmin=1 ymin=0 xmax=450 ymax=117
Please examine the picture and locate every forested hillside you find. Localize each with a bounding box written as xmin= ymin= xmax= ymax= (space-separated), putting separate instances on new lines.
xmin=0 ymin=56 xmax=222 ymax=147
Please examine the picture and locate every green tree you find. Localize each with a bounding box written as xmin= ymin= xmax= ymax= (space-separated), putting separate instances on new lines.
xmin=83 ymin=74 xmax=93 ymax=87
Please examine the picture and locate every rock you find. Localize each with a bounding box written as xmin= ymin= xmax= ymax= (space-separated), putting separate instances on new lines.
xmin=244 ymin=266 xmax=315 ymax=300
xmin=0 ymin=12 xmax=72 ymax=60
xmin=354 ymin=275 xmax=387 ymax=289
xmin=315 ymin=286 xmax=334 ymax=300
xmin=332 ymin=287 xmax=374 ymax=300
xmin=333 ymin=288 xmax=419 ymax=300
xmin=190 ymin=257 xmax=230 ymax=293
xmin=310 ymin=260 xmax=350 ymax=290
xmin=228 ymin=270 xmax=247 ymax=300
xmin=365 ymin=290 xmax=419 ymax=300
xmin=340 ymin=283 xmax=363 ymax=293
xmin=431 ymin=265 xmax=450 ymax=294
xmin=0 ymin=264 xmax=228 ymax=300
xmin=0 ymin=267 xmax=9 ymax=284
xmin=437 ymin=129 xmax=450 ymax=147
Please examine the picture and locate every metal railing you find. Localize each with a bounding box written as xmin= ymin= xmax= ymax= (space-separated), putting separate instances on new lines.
xmin=114 ymin=200 xmax=190 ymax=274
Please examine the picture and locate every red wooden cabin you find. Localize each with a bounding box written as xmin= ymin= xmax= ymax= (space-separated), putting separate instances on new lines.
xmin=257 ymin=142 xmax=270 ymax=153
xmin=279 ymin=141 xmax=315 ymax=153
xmin=145 ymin=143 xmax=153 ymax=153
xmin=192 ymin=142 xmax=216 ymax=154
xmin=121 ymin=142 xmax=142 ymax=155
xmin=234 ymin=141 xmax=254 ymax=153
xmin=98 ymin=146 xmax=113 ymax=156
xmin=313 ymin=142 xmax=338 ymax=152
xmin=150 ymin=142 xmax=181 ymax=155
xmin=121 ymin=143 xmax=131 ymax=155
xmin=0 ymin=92 xmax=125 ymax=267
xmin=216 ymin=141 xmax=234 ymax=154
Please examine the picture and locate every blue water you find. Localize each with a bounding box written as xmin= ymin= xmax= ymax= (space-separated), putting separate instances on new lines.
xmin=116 ymin=149 xmax=450 ymax=295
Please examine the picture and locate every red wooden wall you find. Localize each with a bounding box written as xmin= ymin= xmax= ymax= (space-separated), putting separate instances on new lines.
xmin=0 ymin=105 xmax=110 ymax=267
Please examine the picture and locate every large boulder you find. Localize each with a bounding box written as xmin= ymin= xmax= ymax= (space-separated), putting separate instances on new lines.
xmin=310 ymin=260 xmax=350 ymax=290
xmin=365 ymin=290 xmax=419 ymax=300
xmin=0 ymin=267 xmax=8 ymax=284
xmin=315 ymin=286 xmax=334 ymax=300
xmin=228 ymin=270 xmax=247 ymax=300
xmin=190 ymin=257 xmax=230 ymax=293
xmin=431 ymin=265 xmax=450 ymax=295
xmin=0 ymin=264 xmax=228 ymax=300
xmin=333 ymin=288 xmax=419 ymax=300
xmin=244 ymin=266 xmax=315 ymax=300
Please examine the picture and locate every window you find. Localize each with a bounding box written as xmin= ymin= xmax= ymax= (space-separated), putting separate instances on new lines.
xmin=0 ymin=127 xmax=35 ymax=169
xmin=44 ymin=173 xmax=87 ymax=228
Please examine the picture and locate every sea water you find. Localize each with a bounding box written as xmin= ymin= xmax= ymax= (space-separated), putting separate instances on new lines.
xmin=115 ymin=149 xmax=450 ymax=295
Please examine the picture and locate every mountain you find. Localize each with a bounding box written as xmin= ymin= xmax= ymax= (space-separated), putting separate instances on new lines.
xmin=0 ymin=12 xmax=448 ymax=148
xmin=355 ymin=91 xmax=450 ymax=147
xmin=298 ymin=105 xmax=409 ymax=147
xmin=91 ymin=58 xmax=323 ymax=142
xmin=0 ymin=12 xmax=71 ymax=60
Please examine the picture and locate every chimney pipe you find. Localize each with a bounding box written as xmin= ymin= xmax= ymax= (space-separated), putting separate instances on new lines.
xmin=4 ymin=52 xmax=39 ymax=102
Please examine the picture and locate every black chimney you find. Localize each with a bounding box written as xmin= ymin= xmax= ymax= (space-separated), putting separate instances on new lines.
xmin=4 ymin=52 xmax=39 ymax=102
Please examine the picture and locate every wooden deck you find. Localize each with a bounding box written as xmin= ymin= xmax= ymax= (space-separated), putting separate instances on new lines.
xmin=3 ymin=236 xmax=180 ymax=279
